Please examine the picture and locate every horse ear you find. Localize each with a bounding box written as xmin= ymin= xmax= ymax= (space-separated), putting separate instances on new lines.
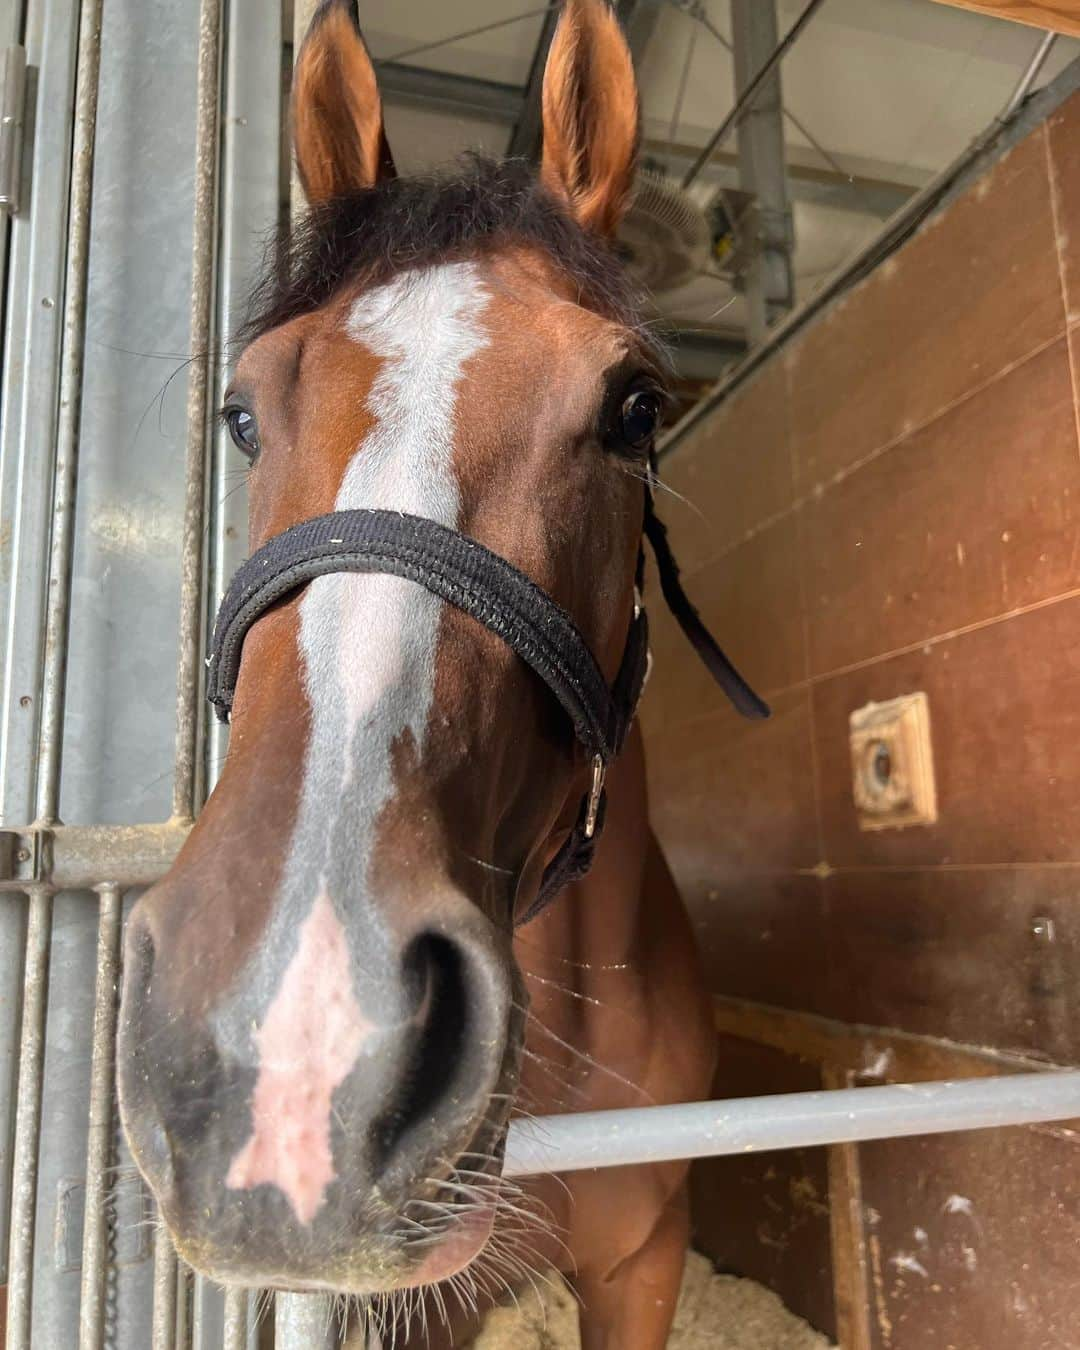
xmin=539 ymin=0 xmax=639 ymax=238
xmin=292 ymin=0 xmax=396 ymax=205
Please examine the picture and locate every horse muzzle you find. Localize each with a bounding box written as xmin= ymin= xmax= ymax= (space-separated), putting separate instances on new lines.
xmin=116 ymin=882 xmax=523 ymax=1292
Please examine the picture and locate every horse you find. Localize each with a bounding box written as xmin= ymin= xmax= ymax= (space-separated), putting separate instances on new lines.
xmin=117 ymin=2 xmax=757 ymax=1344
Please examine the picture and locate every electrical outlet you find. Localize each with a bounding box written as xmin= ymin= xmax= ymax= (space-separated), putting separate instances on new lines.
xmin=849 ymin=693 xmax=937 ymax=832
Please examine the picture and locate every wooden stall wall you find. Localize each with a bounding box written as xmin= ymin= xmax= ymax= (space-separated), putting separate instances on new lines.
xmin=644 ymin=86 xmax=1080 ymax=1350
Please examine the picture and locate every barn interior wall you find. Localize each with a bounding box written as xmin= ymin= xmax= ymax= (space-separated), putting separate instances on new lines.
xmin=643 ymin=85 xmax=1080 ymax=1350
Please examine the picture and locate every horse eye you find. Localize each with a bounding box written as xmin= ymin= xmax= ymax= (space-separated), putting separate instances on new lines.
xmin=224 ymin=407 xmax=260 ymax=460
xmin=618 ymin=388 xmax=663 ymax=451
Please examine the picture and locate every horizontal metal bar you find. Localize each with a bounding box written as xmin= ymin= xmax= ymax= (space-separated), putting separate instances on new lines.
xmin=378 ymin=60 xmax=523 ymax=123
xmin=0 ymin=819 xmax=191 ymax=891
xmin=503 ymin=1071 xmax=1080 ymax=1176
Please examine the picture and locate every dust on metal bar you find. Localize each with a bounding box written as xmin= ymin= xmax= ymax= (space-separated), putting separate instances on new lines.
xmin=78 ymin=884 xmax=123 ymax=1350
xmin=172 ymin=0 xmax=224 ymax=823
xmin=34 ymin=0 xmax=105 ymax=827
xmin=223 ymin=1288 xmax=252 ymax=1350
xmin=4 ymin=889 xmax=55 ymax=1350
xmin=275 ymin=1292 xmax=338 ymax=1350
xmin=0 ymin=819 xmax=191 ymax=892
xmin=152 ymin=1227 xmax=178 ymax=1350
xmin=6 ymin=0 xmax=106 ymax=1338
xmin=503 ymin=1071 xmax=1080 ymax=1177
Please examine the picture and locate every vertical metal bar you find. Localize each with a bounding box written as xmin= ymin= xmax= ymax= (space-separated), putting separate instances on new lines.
xmin=681 ymin=0 xmax=824 ymax=190
xmin=275 ymin=1293 xmax=338 ymax=1349
xmin=152 ymin=1228 xmax=178 ymax=1350
xmin=78 ymin=883 xmax=122 ymax=1350
xmin=0 ymin=44 xmax=27 ymax=214
xmin=222 ymin=1289 xmax=252 ymax=1350
xmin=730 ymin=0 xmax=793 ymax=346
xmin=33 ymin=0 xmax=105 ymax=827
xmin=166 ymin=3 xmax=224 ymax=1339
xmin=170 ymin=0 xmax=223 ymax=825
xmin=4 ymin=888 xmax=53 ymax=1350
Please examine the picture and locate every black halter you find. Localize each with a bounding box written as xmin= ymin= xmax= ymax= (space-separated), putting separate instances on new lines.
xmin=206 ymin=494 xmax=768 ymax=924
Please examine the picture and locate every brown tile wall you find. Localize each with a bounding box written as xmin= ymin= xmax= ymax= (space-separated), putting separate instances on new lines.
xmin=644 ymin=89 xmax=1080 ymax=1348
xmin=644 ymin=90 xmax=1080 ymax=1063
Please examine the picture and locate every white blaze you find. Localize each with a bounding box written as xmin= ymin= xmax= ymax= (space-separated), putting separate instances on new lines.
xmin=224 ymin=264 xmax=490 ymax=1224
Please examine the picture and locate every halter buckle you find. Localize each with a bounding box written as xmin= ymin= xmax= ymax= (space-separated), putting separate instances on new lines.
xmin=584 ymin=754 xmax=606 ymax=840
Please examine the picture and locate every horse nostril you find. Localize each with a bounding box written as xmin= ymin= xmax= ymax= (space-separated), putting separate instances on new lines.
xmin=371 ymin=934 xmax=472 ymax=1175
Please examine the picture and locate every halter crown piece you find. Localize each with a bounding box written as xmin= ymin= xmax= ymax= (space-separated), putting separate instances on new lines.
xmin=206 ymin=482 xmax=768 ymax=926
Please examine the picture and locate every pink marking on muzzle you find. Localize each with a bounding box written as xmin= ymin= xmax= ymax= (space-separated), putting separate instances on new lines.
xmin=226 ymin=891 xmax=371 ymax=1225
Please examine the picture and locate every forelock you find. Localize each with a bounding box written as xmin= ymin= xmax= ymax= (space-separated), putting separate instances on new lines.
xmin=242 ymin=154 xmax=649 ymax=344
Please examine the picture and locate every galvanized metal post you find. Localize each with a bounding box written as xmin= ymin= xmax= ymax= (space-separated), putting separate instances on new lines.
xmin=4 ymin=0 xmax=104 ymax=1342
xmin=730 ymin=0 xmax=794 ymax=345
xmin=275 ymin=1291 xmax=339 ymax=1349
xmin=78 ymin=883 xmax=122 ymax=1350
xmin=33 ymin=0 xmax=104 ymax=830
xmin=171 ymin=0 xmax=223 ymax=828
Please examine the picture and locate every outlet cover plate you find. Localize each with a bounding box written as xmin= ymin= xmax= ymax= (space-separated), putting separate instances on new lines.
xmin=849 ymin=692 xmax=937 ymax=832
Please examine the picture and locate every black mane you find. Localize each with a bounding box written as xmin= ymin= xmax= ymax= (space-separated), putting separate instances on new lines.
xmin=243 ymin=154 xmax=646 ymax=342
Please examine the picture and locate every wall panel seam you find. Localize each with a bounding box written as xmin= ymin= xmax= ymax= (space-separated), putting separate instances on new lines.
xmin=676 ymin=328 xmax=1072 ymax=587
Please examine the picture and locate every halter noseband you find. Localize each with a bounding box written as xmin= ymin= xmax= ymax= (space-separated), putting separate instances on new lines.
xmin=206 ymin=496 xmax=767 ymax=924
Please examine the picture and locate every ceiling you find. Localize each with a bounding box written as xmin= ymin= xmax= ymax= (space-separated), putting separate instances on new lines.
xmin=347 ymin=0 xmax=1079 ymax=376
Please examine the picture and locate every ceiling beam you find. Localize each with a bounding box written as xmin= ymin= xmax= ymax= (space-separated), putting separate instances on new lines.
xmin=378 ymin=62 xmax=524 ymax=123
xmin=925 ymin=0 xmax=1080 ymax=36
xmin=377 ymin=66 xmax=919 ymax=219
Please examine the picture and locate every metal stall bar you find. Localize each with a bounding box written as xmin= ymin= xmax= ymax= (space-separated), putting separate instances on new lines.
xmin=4 ymin=0 xmax=104 ymax=1342
xmin=681 ymin=0 xmax=826 ymax=190
xmin=157 ymin=0 xmax=225 ymax=1344
xmin=78 ymin=882 xmax=122 ymax=1350
xmin=33 ymin=0 xmax=103 ymax=830
xmin=275 ymin=1291 xmax=338 ymax=1350
xmin=172 ymin=0 xmax=223 ymax=828
xmin=504 ymin=1071 xmax=1080 ymax=1177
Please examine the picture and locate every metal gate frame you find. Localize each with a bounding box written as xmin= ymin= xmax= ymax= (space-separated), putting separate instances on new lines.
xmin=3 ymin=2 xmax=1080 ymax=1348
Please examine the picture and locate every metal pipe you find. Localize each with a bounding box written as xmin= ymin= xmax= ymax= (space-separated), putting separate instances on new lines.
xmin=78 ymin=884 xmax=123 ymax=1350
xmin=222 ymin=1289 xmax=252 ymax=1350
xmin=0 ymin=819 xmax=192 ymax=893
xmin=503 ymin=1071 xmax=1080 ymax=1177
xmin=275 ymin=1293 xmax=338 ymax=1349
xmin=171 ymin=0 xmax=223 ymax=823
xmin=999 ymin=29 xmax=1057 ymax=123
xmin=4 ymin=890 xmax=53 ymax=1350
xmin=730 ymin=0 xmax=794 ymax=343
xmin=151 ymin=1229 xmax=178 ymax=1350
xmin=33 ymin=0 xmax=105 ymax=826
xmin=681 ymin=0 xmax=826 ymax=190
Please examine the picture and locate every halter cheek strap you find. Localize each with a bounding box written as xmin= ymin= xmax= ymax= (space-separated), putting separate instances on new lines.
xmin=206 ymin=503 xmax=766 ymax=924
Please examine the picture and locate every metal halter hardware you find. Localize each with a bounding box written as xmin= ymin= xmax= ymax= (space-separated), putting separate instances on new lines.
xmin=206 ymin=504 xmax=767 ymax=924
